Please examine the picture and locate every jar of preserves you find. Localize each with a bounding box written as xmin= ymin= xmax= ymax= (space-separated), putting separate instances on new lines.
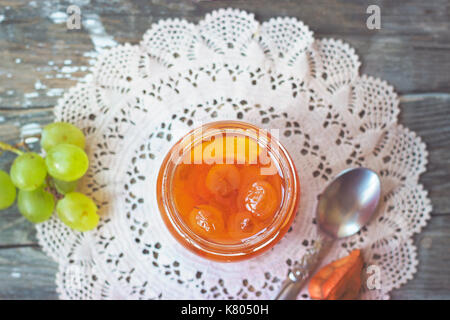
xmin=157 ymin=121 xmax=300 ymax=262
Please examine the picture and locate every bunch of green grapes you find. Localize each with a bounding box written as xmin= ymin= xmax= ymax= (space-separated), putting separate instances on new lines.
xmin=0 ymin=122 xmax=99 ymax=232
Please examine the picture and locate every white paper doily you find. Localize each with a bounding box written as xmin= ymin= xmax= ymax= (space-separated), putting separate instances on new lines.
xmin=36 ymin=9 xmax=432 ymax=300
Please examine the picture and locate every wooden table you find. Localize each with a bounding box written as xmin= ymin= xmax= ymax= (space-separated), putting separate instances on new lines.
xmin=1 ymin=0 xmax=449 ymax=300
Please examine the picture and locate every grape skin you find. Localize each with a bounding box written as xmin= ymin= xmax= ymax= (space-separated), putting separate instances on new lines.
xmin=45 ymin=144 xmax=89 ymax=182
xmin=57 ymin=192 xmax=99 ymax=232
xmin=53 ymin=178 xmax=78 ymax=195
xmin=17 ymin=188 xmax=54 ymax=223
xmin=41 ymin=122 xmax=85 ymax=152
xmin=10 ymin=152 xmax=47 ymax=191
xmin=0 ymin=170 xmax=16 ymax=210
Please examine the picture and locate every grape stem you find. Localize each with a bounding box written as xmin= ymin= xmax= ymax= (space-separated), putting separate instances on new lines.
xmin=0 ymin=141 xmax=24 ymax=155
xmin=44 ymin=176 xmax=64 ymax=201
xmin=15 ymin=141 xmax=32 ymax=152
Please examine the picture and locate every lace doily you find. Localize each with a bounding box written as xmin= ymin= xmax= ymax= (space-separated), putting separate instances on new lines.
xmin=36 ymin=9 xmax=432 ymax=300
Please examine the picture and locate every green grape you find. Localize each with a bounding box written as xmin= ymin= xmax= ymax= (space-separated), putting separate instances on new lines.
xmin=41 ymin=122 xmax=85 ymax=152
xmin=45 ymin=144 xmax=89 ymax=182
xmin=10 ymin=152 xmax=47 ymax=191
xmin=57 ymin=192 xmax=99 ymax=232
xmin=17 ymin=188 xmax=54 ymax=223
xmin=53 ymin=178 xmax=78 ymax=195
xmin=0 ymin=170 xmax=16 ymax=210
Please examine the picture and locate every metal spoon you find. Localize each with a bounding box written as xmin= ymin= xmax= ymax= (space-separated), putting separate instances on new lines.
xmin=275 ymin=167 xmax=381 ymax=300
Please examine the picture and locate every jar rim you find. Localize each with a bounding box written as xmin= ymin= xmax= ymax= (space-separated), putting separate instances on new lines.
xmin=157 ymin=121 xmax=300 ymax=261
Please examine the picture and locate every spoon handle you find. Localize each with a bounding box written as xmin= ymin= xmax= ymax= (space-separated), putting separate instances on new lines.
xmin=274 ymin=235 xmax=332 ymax=300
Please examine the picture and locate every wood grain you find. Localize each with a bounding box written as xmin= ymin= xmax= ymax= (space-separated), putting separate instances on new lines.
xmin=0 ymin=0 xmax=449 ymax=299
xmin=0 ymin=246 xmax=58 ymax=300
xmin=390 ymin=215 xmax=450 ymax=300
xmin=1 ymin=0 xmax=449 ymax=108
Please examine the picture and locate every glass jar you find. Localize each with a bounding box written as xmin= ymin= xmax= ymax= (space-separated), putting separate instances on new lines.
xmin=156 ymin=121 xmax=300 ymax=262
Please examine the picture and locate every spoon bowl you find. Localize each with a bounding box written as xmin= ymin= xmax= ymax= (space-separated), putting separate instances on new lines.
xmin=316 ymin=167 xmax=381 ymax=239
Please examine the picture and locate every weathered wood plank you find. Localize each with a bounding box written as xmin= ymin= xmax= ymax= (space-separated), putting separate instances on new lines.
xmin=0 ymin=108 xmax=53 ymax=142
xmin=390 ymin=215 xmax=450 ymax=300
xmin=0 ymin=246 xmax=58 ymax=300
xmin=0 ymin=0 xmax=449 ymax=109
